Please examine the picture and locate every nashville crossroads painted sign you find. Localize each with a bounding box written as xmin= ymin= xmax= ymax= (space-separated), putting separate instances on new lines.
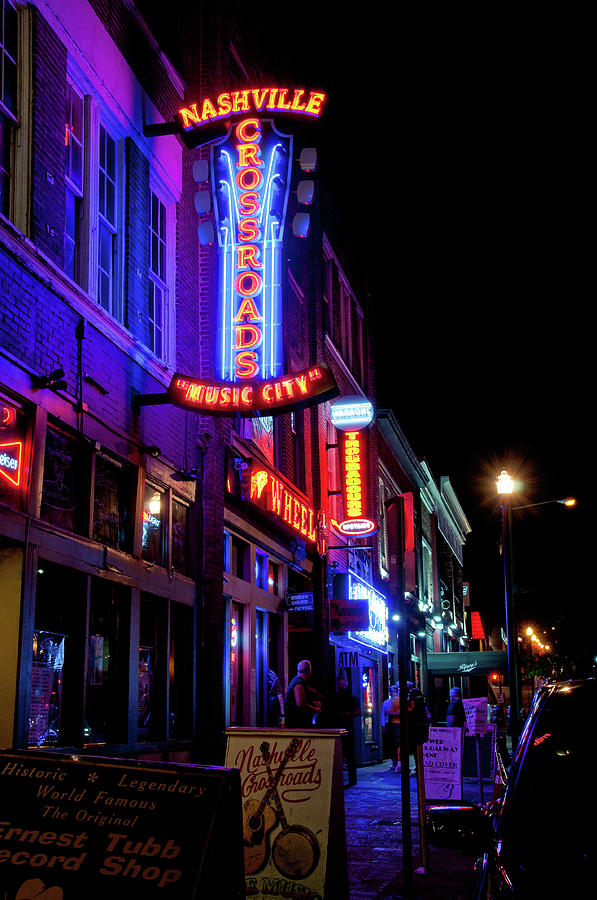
xmin=168 ymin=363 xmax=338 ymax=416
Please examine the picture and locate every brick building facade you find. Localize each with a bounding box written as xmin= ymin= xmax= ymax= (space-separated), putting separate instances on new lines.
xmin=1 ymin=0 xmax=470 ymax=772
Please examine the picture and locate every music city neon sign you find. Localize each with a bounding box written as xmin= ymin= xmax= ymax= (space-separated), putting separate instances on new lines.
xmin=168 ymin=363 xmax=337 ymax=416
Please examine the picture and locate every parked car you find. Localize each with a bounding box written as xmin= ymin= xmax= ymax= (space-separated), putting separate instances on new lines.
xmin=426 ymin=678 xmax=596 ymax=897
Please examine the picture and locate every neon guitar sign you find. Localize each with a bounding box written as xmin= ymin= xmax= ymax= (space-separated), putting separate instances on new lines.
xmin=137 ymin=88 xmax=337 ymax=419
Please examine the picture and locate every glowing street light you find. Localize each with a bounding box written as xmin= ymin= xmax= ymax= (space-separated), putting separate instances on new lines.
xmin=497 ymin=478 xmax=576 ymax=752
xmin=496 ymin=469 xmax=515 ymax=495
xmin=496 ymin=468 xmax=522 ymax=752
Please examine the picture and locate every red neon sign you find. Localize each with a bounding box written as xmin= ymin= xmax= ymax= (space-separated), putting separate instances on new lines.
xmin=248 ymin=463 xmax=319 ymax=543
xmin=168 ymin=364 xmax=338 ymax=416
xmin=0 ymin=441 xmax=23 ymax=487
xmin=335 ymin=425 xmax=377 ymax=537
xmin=342 ymin=430 xmax=365 ymax=518
xmin=178 ymin=87 xmax=326 ymax=131
xmin=232 ymin=118 xmax=263 ymax=380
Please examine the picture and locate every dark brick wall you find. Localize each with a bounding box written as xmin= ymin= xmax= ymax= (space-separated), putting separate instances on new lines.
xmin=30 ymin=9 xmax=67 ymax=266
xmin=124 ymin=138 xmax=150 ymax=346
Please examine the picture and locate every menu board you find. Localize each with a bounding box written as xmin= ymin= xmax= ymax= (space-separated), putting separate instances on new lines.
xmin=423 ymin=726 xmax=463 ymax=801
xmin=225 ymin=728 xmax=348 ymax=900
xmin=0 ymin=749 xmax=244 ymax=898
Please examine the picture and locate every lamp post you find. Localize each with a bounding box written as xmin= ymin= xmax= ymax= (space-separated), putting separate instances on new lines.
xmin=496 ymin=470 xmax=522 ymax=753
xmin=496 ymin=471 xmax=576 ymax=755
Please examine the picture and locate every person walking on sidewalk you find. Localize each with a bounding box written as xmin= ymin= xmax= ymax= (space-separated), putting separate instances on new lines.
xmin=381 ymin=685 xmax=401 ymax=771
xmin=285 ymin=660 xmax=321 ymax=728
xmin=323 ymin=669 xmax=361 ymax=787
xmin=446 ymin=686 xmax=466 ymax=728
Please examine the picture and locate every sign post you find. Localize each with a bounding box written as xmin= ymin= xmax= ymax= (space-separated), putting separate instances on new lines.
xmin=464 ymin=698 xmax=489 ymax=804
xmin=422 ymin=727 xmax=463 ymax=801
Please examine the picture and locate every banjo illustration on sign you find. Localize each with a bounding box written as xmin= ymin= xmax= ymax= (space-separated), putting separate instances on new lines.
xmin=242 ymin=738 xmax=320 ymax=880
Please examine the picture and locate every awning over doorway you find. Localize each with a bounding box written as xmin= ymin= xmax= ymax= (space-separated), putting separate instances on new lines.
xmin=427 ymin=651 xmax=507 ymax=676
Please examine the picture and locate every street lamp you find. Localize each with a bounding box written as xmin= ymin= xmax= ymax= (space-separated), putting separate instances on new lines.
xmin=496 ymin=472 xmax=577 ymax=755
xmin=496 ymin=469 xmax=522 ymax=753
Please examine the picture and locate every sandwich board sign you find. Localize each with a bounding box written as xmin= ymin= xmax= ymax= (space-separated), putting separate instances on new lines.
xmin=0 ymin=749 xmax=244 ymax=898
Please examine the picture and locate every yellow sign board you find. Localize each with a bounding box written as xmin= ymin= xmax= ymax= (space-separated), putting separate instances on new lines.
xmin=225 ymin=728 xmax=348 ymax=899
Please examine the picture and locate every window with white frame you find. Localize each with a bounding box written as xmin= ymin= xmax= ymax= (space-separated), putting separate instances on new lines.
xmin=97 ymin=123 xmax=119 ymax=315
xmin=64 ymin=82 xmax=84 ymax=282
xmin=0 ymin=0 xmax=17 ymax=218
xmin=148 ymin=189 xmax=167 ymax=358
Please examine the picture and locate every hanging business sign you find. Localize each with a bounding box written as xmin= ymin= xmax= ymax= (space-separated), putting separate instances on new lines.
xmin=136 ymin=87 xmax=337 ymax=419
xmin=333 ymin=572 xmax=388 ymax=650
xmin=167 ymin=364 xmax=337 ymax=416
xmin=334 ymin=421 xmax=377 ymax=536
xmin=244 ymin=459 xmax=327 ymax=552
xmin=329 ymin=597 xmax=369 ymax=634
xmin=178 ymin=87 xmax=326 ymax=136
xmin=329 ymin=396 xmax=374 ymax=431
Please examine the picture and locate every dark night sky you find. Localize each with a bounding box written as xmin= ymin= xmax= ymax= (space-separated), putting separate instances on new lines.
xmin=245 ymin=7 xmax=591 ymax=646
xmin=249 ymin=6 xmax=591 ymax=658
xmin=142 ymin=3 xmax=591 ymax=658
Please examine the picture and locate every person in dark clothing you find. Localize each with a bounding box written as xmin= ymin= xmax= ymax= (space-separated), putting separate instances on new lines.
xmin=267 ymin=668 xmax=284 ymax=727
xmin=446 ymin=686 xmax=466 ymax=727
xmin=285 ymin=660 xmax=321 ymax=728
xmin=323 ymin=669 xmax=360 ymax=786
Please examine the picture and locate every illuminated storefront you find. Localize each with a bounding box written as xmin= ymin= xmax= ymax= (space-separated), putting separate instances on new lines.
xmin=330 ymin=571 xmax=388 ymax=765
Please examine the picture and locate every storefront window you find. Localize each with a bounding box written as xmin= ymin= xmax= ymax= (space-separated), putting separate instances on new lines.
xmin=230 ymin=602 xmax=243 ymax=725
xmin=255 ymin=551 xmax=267 ymax=589
xmin=85 ymin=579 xmax=129 ymax=744
xmin=171 ymin=498 xmax=189 ymax=573
xmin=256 ymin=610 xmax=266 ymax=725
xmin=169 ymin=601 xmax=194 ymax=739
xmin=92 ymin=454 xmax=134 ymax=551
xmin=138 ymin=593 xmax=169 ymax=742
xmin=139 ymin=594 xmax=161 ymax=740
xmin=28 ymin=562 xmax=86 ymax=748
xmin=230 ymin=535 xmax=249 ymax=580
xmin=142 ymin=482 xmax=164 ymax=565
xmin=29 ymin=630 xmax=65 ymax=747
xmin=41 ymin=427 xmax=88 ymax=533
xmin=361 ymin=666 xmax=375 ymax=744
xmin=267 ymin=560 xmax=279 ymax=595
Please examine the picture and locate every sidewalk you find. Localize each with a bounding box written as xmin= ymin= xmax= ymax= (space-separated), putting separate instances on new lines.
xmin=343 ymin=761 xmax=485 ymax=899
